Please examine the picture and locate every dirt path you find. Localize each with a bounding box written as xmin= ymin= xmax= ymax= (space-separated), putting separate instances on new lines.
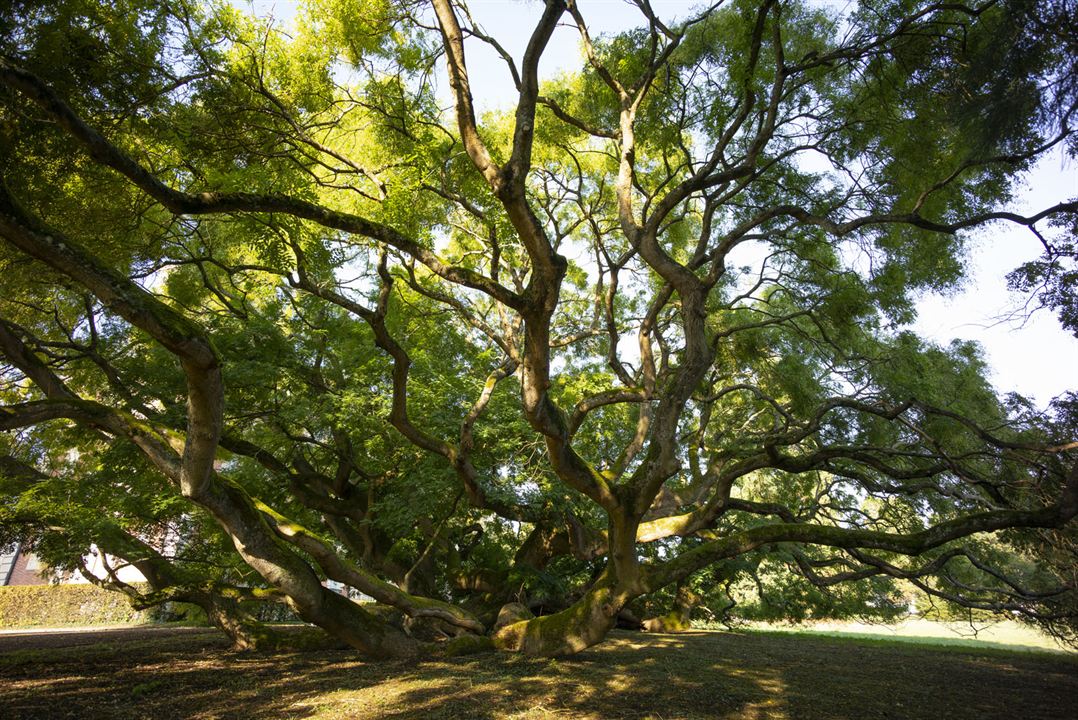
xmin=0 ymin=625 xmax=219 ymax=653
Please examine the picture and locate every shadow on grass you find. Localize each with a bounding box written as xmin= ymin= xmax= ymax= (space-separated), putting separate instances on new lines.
xmin=1 ymin=628 xmax=1076 ymax=719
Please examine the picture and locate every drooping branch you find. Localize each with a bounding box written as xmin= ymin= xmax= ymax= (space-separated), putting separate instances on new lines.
xmin=0 ymin=455 xmax=287 ymax=650
xmin=0 ymin=187 xmax=220 ymax=497
xmin=259 ymin=503 xmax=485 ymax=634
xmin=0 ymin=204 xmax=434 ymax=659
xmin=0 ymin=60 xmax=524 ymax=312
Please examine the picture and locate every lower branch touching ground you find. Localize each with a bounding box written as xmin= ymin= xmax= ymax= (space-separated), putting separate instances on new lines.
xmin=493 ymin=577 xmax=631 ymax=656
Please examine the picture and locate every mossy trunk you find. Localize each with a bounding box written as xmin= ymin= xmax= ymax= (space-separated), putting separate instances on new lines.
xmin=492 ymin=579 xmax=629 ymax=656
xmin=493 ymin=569 xmax=633 ymax=659
xmin=492 ymin=510 xmax=644 ymax=657
xmin=198 ymin=594 xmax=281 ymax=651
xmin=642 ymin=584 xmax=700 ymax=633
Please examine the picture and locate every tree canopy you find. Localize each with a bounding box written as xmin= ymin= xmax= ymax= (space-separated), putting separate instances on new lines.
xmin=0 ymin=0 xmax=1076 ymax=657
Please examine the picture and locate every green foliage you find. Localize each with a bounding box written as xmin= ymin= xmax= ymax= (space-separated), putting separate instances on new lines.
xmin=0 ymin=0 xmax=1074 ymax=655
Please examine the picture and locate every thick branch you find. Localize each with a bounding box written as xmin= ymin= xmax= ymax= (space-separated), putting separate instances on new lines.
xmin=645 ymin=462 xmax=1078 ymax=591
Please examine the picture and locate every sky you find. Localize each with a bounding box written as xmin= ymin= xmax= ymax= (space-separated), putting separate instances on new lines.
xmin=247 ymin=0 xmax=1077 ymax=407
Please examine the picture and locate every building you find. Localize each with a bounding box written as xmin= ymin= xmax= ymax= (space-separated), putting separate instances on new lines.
xmin=0 ymin=542 xmax=55 ymax=586
xmin=0 ymin=543 xmax=145 ymax=586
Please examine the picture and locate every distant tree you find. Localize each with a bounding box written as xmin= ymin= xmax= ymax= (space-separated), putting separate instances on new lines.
xmin=1 ymin=0 xmax=1075 ymax=657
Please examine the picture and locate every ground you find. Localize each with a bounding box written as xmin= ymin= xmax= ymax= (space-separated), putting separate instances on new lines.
xmin=0 ymin=626 xmax=1075 ymax=719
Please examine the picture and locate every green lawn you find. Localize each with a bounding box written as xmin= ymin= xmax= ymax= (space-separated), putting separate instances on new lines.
xmin=741 ymin=618 xmax=1071 ymax=653
xmin=1 ymin=625 xmax=1075 ymax=719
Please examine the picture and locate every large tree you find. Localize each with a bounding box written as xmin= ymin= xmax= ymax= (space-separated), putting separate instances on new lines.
xmin=1 ymin=0 xmax=1076 ymax=657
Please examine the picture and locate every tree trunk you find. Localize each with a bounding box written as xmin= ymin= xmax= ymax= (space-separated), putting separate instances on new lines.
xmin=492 ymin=509 xmax=646 ymax=656
xmin=196 ymin=478 xmax=424 ymax=658
xmin=492 ymin=580 xmax=628 ymax=656
xmin=642 ymin=583 xmax=701 ymax=633
xmin=196 ymin=593 xmax=281 ymax=651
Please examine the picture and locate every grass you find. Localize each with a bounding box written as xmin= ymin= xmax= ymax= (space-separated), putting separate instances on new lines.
xmin=738 ymin=618 xmax=1071 ymax=654
xmin=1 ymin=625 xmax=1076 ymax=719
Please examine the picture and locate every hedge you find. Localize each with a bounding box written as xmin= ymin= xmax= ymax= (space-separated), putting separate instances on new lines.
xmin=0 ymin=583 xmax=168 ymax=628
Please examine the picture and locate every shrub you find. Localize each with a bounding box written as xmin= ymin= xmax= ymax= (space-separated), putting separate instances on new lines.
xmin=0 ymin=584 xmax=166 ymax=627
